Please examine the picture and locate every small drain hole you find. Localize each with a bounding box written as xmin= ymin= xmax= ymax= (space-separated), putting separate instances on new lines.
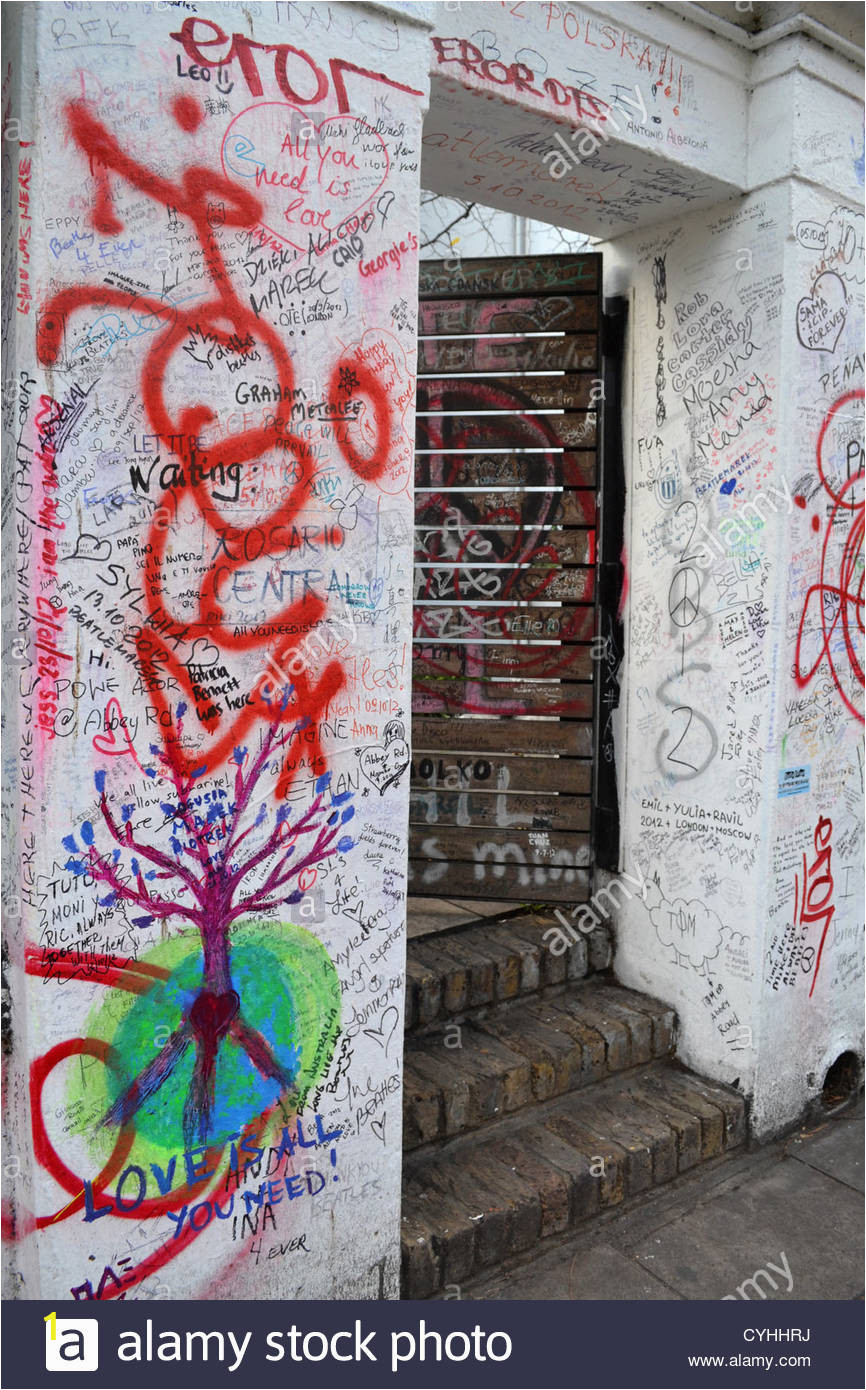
xmin=821 ymin=1052 xmax=862 ymax=1111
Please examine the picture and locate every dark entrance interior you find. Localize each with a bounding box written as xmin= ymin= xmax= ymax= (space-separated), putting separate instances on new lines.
xmin=408 ymin=252 xmax=607 ymax=932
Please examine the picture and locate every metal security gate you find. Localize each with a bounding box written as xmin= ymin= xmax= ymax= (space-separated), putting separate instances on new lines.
xmin=408 ymin=253 xmax=603 ymax=905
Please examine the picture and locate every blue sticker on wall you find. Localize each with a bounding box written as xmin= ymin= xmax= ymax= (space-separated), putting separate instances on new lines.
xmin=778 ymin=765 xmax=810 ymax=797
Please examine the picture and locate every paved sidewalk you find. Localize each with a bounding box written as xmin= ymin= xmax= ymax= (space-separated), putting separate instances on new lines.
xmin=407 ymin=897 xmax=518 ymax=939
xmin=466 ymin=1101 xmax=864 ymax=1300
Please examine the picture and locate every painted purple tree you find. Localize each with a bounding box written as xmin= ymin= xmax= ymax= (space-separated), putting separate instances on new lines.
xmin=63 ymin=701 xmax=354 ymax=1146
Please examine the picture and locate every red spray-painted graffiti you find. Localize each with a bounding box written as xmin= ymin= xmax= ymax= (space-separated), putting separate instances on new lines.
xmin=793 ymin=815 xmax=835 ymax=998
xmin=37 ymin=93 xmax=393 ymax=792
xmin=170 ymin=16 xmax=422 ymax=119
xmin=221 ymin=103 xmax=391 ymax=252
xmin=22 ymin=1018 xmax=279 ymax=1298
xmin=31 ymin=396 xmax=71 ymax=743
xmin=794 ymin=388 xmax=864 ymax=724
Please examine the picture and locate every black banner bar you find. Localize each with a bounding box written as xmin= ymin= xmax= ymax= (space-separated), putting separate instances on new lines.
xmin=4 ymin=1298 xmax=862 ymax=1389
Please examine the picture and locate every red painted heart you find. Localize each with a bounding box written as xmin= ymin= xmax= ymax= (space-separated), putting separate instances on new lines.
xmin=221 ymin=102 xmax=390 ymax=251
xmin=92 ymin=697 xmax=137 ymax=758
xmin=190 ymin=989 xmax=240 ymax=1041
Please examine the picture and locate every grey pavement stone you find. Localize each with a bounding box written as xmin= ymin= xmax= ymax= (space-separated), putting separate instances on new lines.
xmin=407 ymin=899 xmax=475 ymax=938
xmin=407 ymin=897 xmax=523 ymax=938
xmin=447 ymin=899 xmax=523 ymax=918
xmin=477 ymin=1241 xmax=680 ymax=1301
xmin=786 ymin=1109 xmax=865 ymax=1193
xmin=629 ymin=1155 xmax=862 ymax=1300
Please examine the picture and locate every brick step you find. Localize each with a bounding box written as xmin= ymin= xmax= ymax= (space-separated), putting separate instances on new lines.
xmin=403 ymin=980 xmax=675 ymax=1152
xmin=401 ymin=1060 xmax=746 ymax=1298
xmin=405 ymin=914 xmax=614 ymax=1030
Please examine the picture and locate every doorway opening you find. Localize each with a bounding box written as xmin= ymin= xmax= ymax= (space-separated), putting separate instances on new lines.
xmin=408 ymin=246 xmax=623 ymax=939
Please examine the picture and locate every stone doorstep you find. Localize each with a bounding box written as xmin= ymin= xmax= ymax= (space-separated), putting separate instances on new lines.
xmin=653 ymin=1066 xmax=746 ymax=1150
xmin=457 ymin=930 xmax=524 ymax=1002
xmin=524 ymin=1001 xmax=609 ymax=1084
xmin=504 ymin=918 xmax=570 ymax=987
xmin=569 ymin=988 xmax=654 ymax=1062
xmin=404 ymin=953 xmax=443 ymax=1029
xmin=403 ymin=1030 xmax=533 ymax=1148
xmin=404 ymin=918 xmax=614 ymax=1029
xmin=424 ymin=934 xmax=498 ymax=1011
xmin=409 ymin=940 xmax=472 ymax=1019
xmin=588 ymin=983 xmax=678 ymax=1057
xmin=615 ymin=1075 xmax=704 ymax=1172
xmin=478 ymin=1009 xmax=587 ymax=1103
xmin=402 ymin=981 xmax=678 ymax=1152
xmin=400 ymin=1060 xmax=747 ymax=1298
xmin=630 ymin=1070 xmax=724 ymax=1160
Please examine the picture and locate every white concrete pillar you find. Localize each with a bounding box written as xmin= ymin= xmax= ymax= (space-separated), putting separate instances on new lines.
xmin=602 ymin=18 xmax=864 ymax=1136
xmin=2 ymin=0 xmax=429 ymax=1300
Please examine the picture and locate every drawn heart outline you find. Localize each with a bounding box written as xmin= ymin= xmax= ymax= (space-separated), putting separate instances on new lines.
xmin=69 ymin=532 xmax=112 ymax=562
xmin=796 ymin=271 xmax=847 ymax=353
xmin=363 ymin=1004 xmax=399 ymax=1056
xmin=184 ymin=637 xmax=220 ymax=668
xmin=358 ymin=736 xmax=410 ymax=795
xmin=92 ymin=697 xmax=138 ymax=759
xmin=220 ymin=103 xmax=390 ymax=252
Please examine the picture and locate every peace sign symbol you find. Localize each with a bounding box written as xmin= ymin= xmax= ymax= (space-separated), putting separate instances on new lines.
xmin=668 ymin=566 xmax=701 ymax=627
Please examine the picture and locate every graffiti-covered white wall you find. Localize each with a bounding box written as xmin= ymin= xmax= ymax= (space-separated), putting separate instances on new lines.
xmin=413 ymin=0 xmax=864 ymax=1141
xmin=604 ymin=178 xmax=863 ymax=1136
xmin=420 ymin=0 xmax=747 ymax=236
xmin=2 ymin=0 xmax=428 ymax=1300
xmin=3 ymin=0 xmax=864 ymax=1306
xmin=760 ymin=184 xmax=864 ymax=1135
